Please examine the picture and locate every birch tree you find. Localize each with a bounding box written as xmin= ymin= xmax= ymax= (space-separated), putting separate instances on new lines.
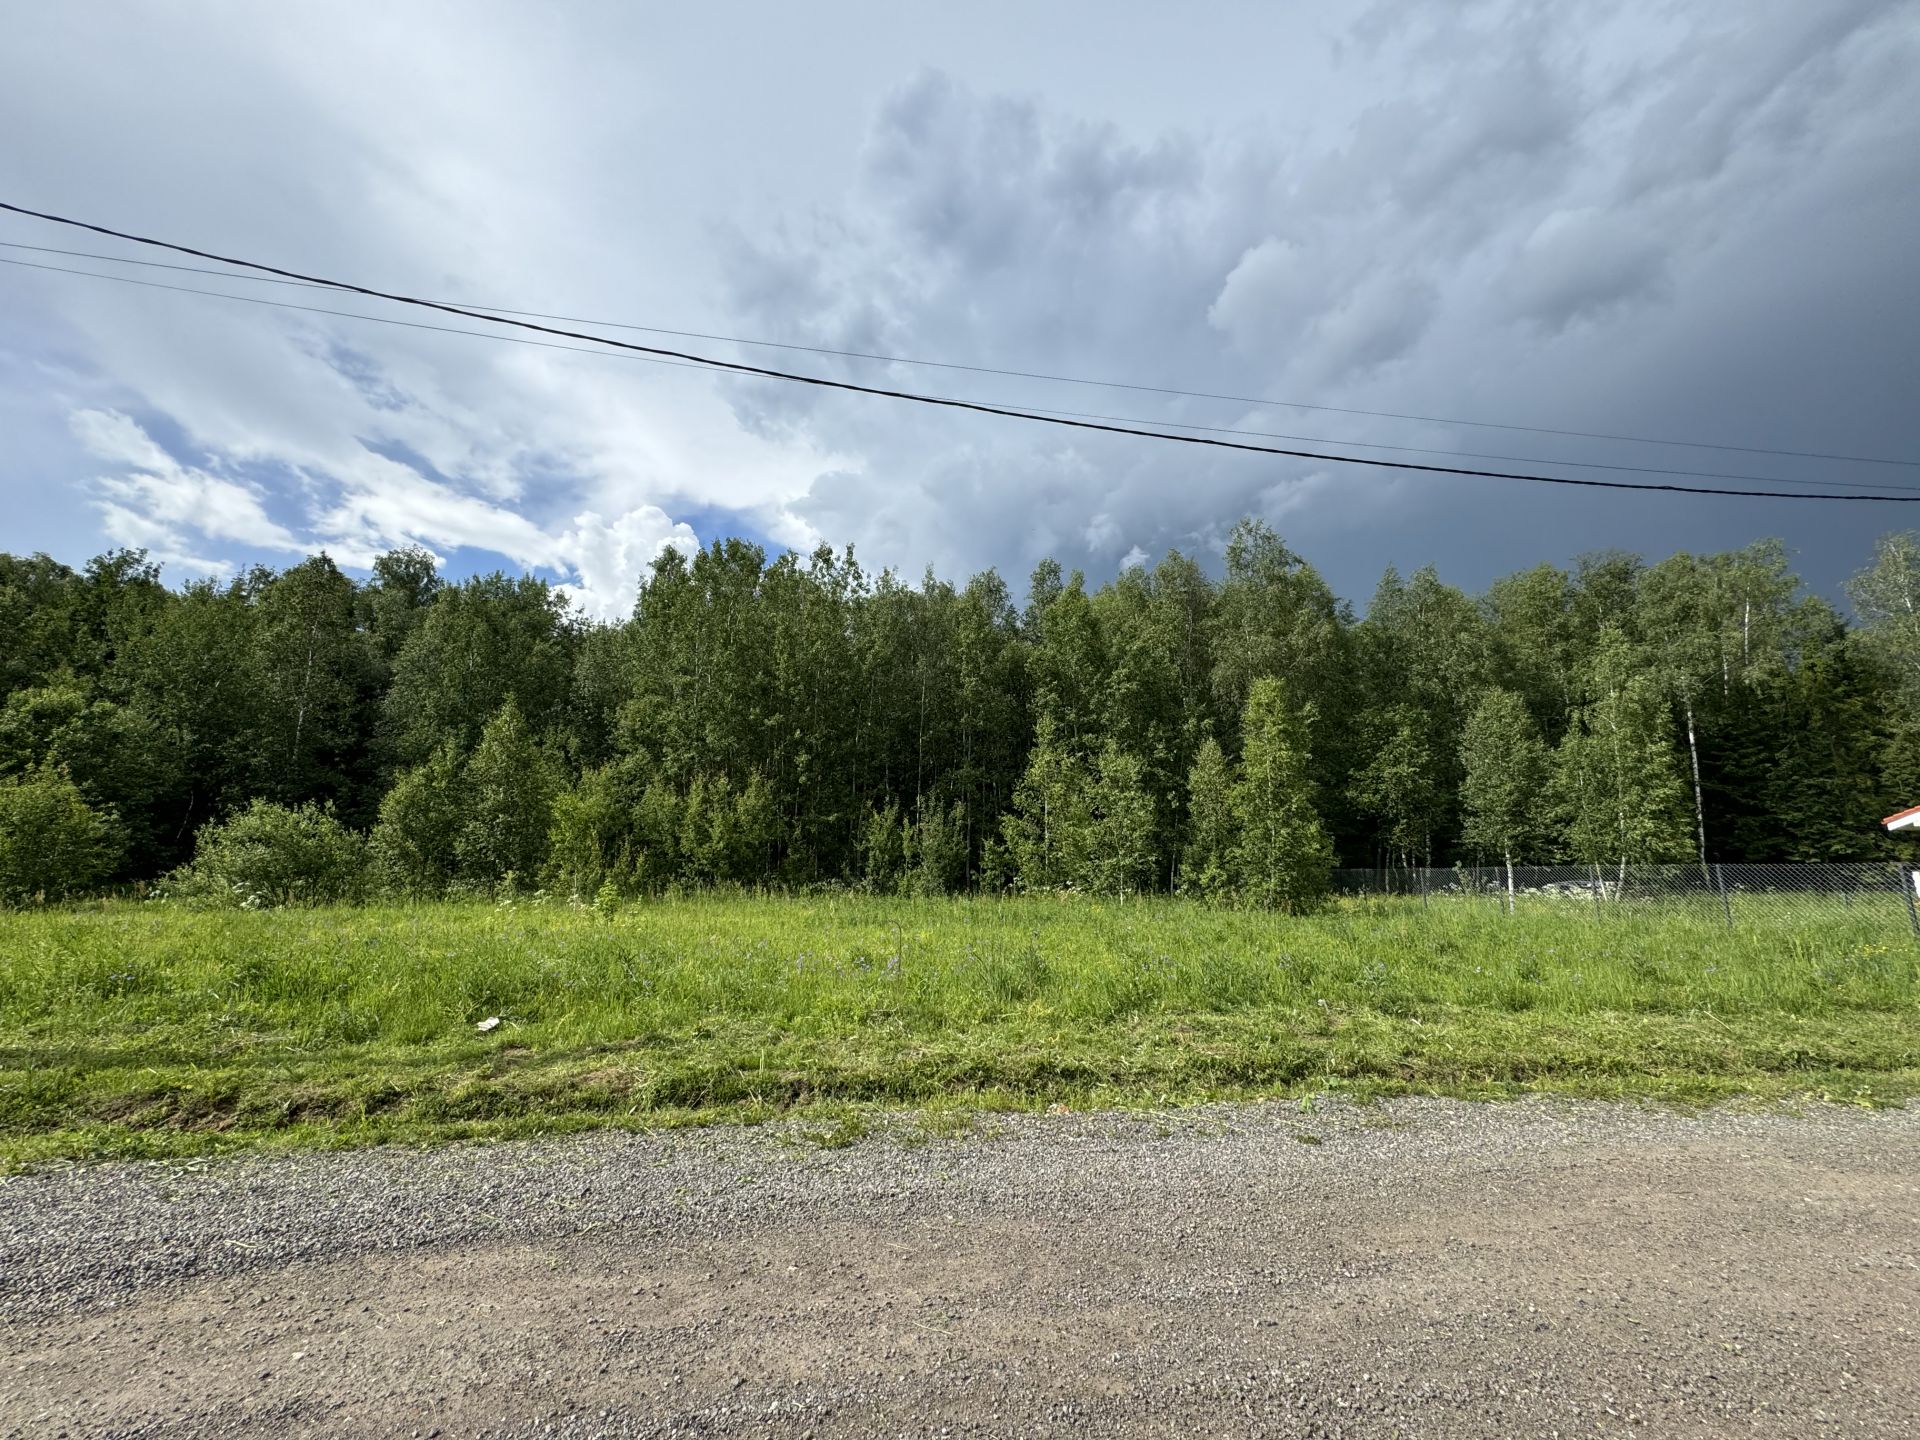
xmin=1229 ymin=678 xmax=1333 ymax=911
xmin=1554 ymin=630 xmax=1693 ymax=877
xmin=1459 ymin=688 xmax=1549 ymax=906
xmin=1180 ymin=736 xmax=1237 ymax=899
xmin=1849 ymin=532 xmax=1920 ymax=713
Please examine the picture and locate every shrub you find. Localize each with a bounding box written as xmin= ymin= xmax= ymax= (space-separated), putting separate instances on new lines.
xmin=371 ymin=702 xmax=568 ymax=899
xmin=173 ymin=799 xmax=368 ymax=906
xmin=860 ymin=801 xmax=908 ymax=893
xmin=0 ymin=684 xmax=183 ymax=875
xmin=0 ymin=765 xmax=123 ymax=904
xmin=547 ymin=762 xmax=639 ymax=900
xmin=455 ymin=698 xmax=561 ymax=887
xmin=370 ymin=744 xmax=463 ymax=897
xmin=677 ymin=771 xmax=778 ymax=886
xmin=907 ymin=799 xmax=968 ymax=896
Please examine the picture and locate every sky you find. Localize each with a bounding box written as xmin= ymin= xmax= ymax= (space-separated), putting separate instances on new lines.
xmin=2 ymin=0 xmax=1917 ymax=619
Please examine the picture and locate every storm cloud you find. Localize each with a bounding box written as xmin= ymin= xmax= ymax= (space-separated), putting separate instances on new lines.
xmin=3 ymin=0 xmax=1916 ymax=614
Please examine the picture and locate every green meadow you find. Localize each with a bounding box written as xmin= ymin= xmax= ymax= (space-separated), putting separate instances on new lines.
xmin=2 ymin=892 xmax=1916 ymax=1167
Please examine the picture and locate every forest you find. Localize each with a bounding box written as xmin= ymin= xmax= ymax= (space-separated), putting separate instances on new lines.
xmin=3 ymin=519 xmax=1919 ymax=908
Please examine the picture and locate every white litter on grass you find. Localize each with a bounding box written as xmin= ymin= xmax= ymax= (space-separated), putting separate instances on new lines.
xmin=476 ymin=1016 xmax=502 ymax=1033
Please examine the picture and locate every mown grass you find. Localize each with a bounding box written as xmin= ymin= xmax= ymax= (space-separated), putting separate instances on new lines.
xmin=1 ymin=892 xmax=1916 ymax=1166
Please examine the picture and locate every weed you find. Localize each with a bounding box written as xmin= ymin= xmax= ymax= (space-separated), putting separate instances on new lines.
xmin=2 ymin=891 xmax=1917 ymax=1166
xmin=792 ymin=1106 xmax=870 ymax=1149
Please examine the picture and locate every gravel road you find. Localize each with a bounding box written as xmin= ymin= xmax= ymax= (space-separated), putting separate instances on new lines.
xmin=4 ymin=1098 xmax=1918 ymax=1438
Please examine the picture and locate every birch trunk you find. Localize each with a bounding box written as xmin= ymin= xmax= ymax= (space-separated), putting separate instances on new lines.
xmin=1683 ymin=693 xmax=1708 ymax=878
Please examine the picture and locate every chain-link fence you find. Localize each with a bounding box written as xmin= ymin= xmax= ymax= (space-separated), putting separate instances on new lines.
xmin=1331 ymin=862 xmax=1920 ymax=936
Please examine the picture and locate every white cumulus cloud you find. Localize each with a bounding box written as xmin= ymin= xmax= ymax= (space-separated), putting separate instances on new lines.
xmin=554 ymin=506 xmax=701 ymax=621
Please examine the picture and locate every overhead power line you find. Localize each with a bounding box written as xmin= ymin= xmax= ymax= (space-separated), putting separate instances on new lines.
xmin=12 ymin=251 xmax=1912 ymax=497
xmin=2 ymin=202 xmax=1916 ymax=504
xmin=21 ymin=257 xmax=1915 ymax=505
xmin=5 ymin=234 xmax=1914 ymax=474
xmin=0 ymin=256 xmax=729 ymax=374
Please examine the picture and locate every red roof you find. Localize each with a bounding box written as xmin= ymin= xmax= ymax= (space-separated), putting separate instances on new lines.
xmin=1884 ymin=804 xmax=1920 ymax=829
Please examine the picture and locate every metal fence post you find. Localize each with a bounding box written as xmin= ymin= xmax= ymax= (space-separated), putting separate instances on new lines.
xmin=1591 ymin=863 xmax=1603 ymax=917
xmin=1904 ymin=867 xmax=1920 ymax=940
xmin=1715 ymin=863 xmax=1732 ymax=929
xmin=1419 ymin=866 xmax=1428 ymax=911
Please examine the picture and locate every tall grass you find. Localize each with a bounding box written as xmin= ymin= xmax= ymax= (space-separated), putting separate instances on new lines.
xmin=2 ymin=893 xmax=1916 ymax=1165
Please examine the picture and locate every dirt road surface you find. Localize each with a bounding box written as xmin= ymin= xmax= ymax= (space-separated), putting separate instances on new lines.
xmin=4 ymin=1099 xmax=1917 ymax=1438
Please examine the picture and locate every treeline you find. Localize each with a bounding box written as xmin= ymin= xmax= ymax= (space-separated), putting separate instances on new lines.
xmin=3 ymin=521 xmax=1919 ymax=906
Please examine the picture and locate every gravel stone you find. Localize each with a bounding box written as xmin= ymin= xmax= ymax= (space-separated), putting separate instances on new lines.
xmin=3 ymin=1097 xmax=1917 ymax=1436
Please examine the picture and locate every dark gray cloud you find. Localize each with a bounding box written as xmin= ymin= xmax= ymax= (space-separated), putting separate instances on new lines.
xmin=1 ymin=0 xmax=1914 ymax=613
xmin=717 ymin=0 xmax=1920 ymax=603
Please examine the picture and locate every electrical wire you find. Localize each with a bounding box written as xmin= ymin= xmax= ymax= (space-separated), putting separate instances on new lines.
xmin=0 ymin=256 xmax=730 ymax=375
xmin=2 ymin=203 xmax=1916 ymax=504
xmin=4 ymin=233 xmax=1912 ymax=473
xmin=9 ymin=249 xmax=1909 ymax=494
xmin=4 ymin=251 xmax=1911 ymax=506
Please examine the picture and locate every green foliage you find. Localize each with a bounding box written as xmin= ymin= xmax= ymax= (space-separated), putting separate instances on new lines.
xmin=545 ymin=762 xmax=683 ymax=898
xmin=633 ymin=778 xmax=684 ymax=891
xmin=7 ymin=893 xmax=1918 ymax=1163
xmin=372 ymin=704 xmax=563 ymax=898
xmin=860 ymin=801 xmax=909 ymax=893
xmin=171 ymin=799 xmax=368 ymax=907
xmin=249 ymin=555 xmax=371 ymax=808
xmin=678 ymin=774 xmax=732 ymax=886
xmin=1347 ymin=705 xmax=1444 ymax=867
xmin=455 ymin=698 xmax=563 ymax=889
xmin=1180 ymin=737 xmax=1236 ymax=899
xmin=0 ymin=766 xmax=122 ymax=904
xmin=3 ymin=522 xmax=1919 ymax=906
xmin=1024 ymin=563 xmax=1108 ymax=749
xmin=1085 ymin=741 xmax=1156 ymax=895
xmin=1459 ymin=689 xmax=1550 ymax=866
xmin=1230 ymin=679 xmax=1333 ymax=911
xmin=0 ymin=550 xmax=165 ymax=696
xmin=114 ymin=574 xmax=264 ymax=829
xmin=0 ymin=684 xmax=183 ymax=873
xmin=907 ymin=799 xmax=968 ymax=896
xmin=546 ymin=762 xmax=641 ymax=900
xmin=383 ymin=572 xmax=575 ymax=768
xmin=1003 ymin=716 xmax=1092 ymax=891
xmin=675 ymin=771 xmax=777 ymax=886
xmin=1351 ymin=564 xmax=1491 ymax=858
xmin=731 ymin=771 xmax=778 ymax=879
xmin=369 ymin=744 xmax=464 ymax=897
xmin=1849 ymin=531 xmax=1920 ymax=715
xmin=361 ymin=546 xmax=441 ymax=671
xmin=977 ymin=835 xmax=1015 ymax=894
xmin=1554 ymin=630 xmax=1694 ymax=867
xmin=0 ymin=554 xmax=93 ymax=694
xmin=1210 ymin=520 xmax=1353 ymax=752
xmin=1741 ymin=641 xmax=1898 ymax=861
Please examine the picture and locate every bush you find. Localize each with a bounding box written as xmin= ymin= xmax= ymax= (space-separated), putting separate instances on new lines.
xmin=454 ymin=698 xmax=560 ymax=887
xmin=369 ymin=744 xmax=463 ymax=897
xmin=172 ymin=799 xmax=368 ymax=906
xmin=907 ymin=799 xmax=968 ymax=896
xmin=547 ymin=763 xmax=639 ymax=900
xmin=860 ymin=801 xmax=908 ymax=893
xmin=0 ymin=765 xmax=123 ymax=903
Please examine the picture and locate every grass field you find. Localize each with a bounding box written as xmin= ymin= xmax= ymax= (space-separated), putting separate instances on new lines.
xmin=2 ymin=892 xmax=1917 ymax=1166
